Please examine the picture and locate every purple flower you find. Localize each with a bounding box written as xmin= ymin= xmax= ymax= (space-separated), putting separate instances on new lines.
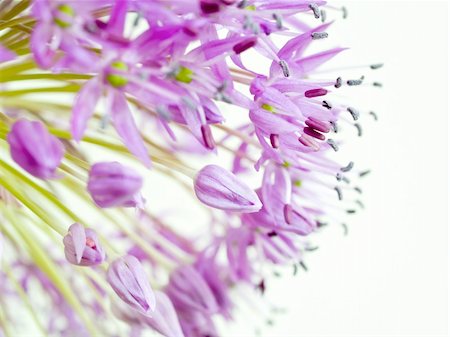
xmin=107 ymin=255 xmax=156 ymax=316
xmin=87 ymin=162 xmax=144 ymax=208
xmin=63 ymin=223 xmax=106 ymax=266
xmin=166 ymin=265 xmax=219 ymax=314
xmin=194 ymin=165 xmax=262 ymax=212
xmin=141 ymin=291 xmax=185 ymax=337
xmin=7 ymin=119 xmax=64 ymax=179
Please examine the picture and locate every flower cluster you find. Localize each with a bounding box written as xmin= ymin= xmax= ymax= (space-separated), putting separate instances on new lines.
xmin=0 ymin=1 xmax=380 ymax=336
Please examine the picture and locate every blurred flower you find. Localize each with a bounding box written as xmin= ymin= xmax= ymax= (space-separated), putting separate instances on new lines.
xmin=107 ymin=255 xmax=156 ymax=316
xmin=87 ymin=162 xmax=144 ymax=208
xmin=7 ymin=119 xmax=64 ymax=179
xmin=63 ymin=223 xmax=106 ymax=266
xmin=194 ymin=165 xmax=262 ymax=212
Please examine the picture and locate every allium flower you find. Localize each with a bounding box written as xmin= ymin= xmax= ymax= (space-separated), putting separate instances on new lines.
xmin=63 ymin=223 xmax=106 ymax=266
xmin=87 ymin=162 xmax=144 ymax=208
xmin=7 ymin=119 xmax=64 ymax=179
xmin=0 ymin=1 xmax=380 ymax=336
xmin=107 ymin=255 xmax=156 ymax=316
xmin=194 ymin=165 xmax=262 ymax=212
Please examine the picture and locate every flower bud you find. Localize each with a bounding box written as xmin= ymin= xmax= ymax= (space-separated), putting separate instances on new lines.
xmin=194 ymin=165 xmax=262 ymax=212
xmin=107 ymin=255 xmax=156 ymax=316
xmin=166 ymin=265 xmax=219 ymax=314
xmin=87 ymin=162 xmax=144 ymax=208
xmin=141 ymin=291 xmax=185 ymax=337
xmin=7 ymin=119 xmax=64 ymax=179
xmin=63 ymin=223 xmax=106 ymax=266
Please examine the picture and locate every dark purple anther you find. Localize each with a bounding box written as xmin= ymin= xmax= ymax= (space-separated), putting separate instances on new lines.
xmin=233 ymin=37 xmax=257 ymax=54
xmin=201 ymin=124 xmax=215 ymax=149
xmin=304 ymin=88 xmax=327 ymax=98
xmin=283 ymin=204 xmax=293 ymax=224
xmin=305 ymin=117 xmax=330 ymax=133
xmin=303 ymin=127 xmax=326 ymax=140
xmin=182 ymin=26 xmax=197 ymax=37
xmin=200 ymin=1 xmax=220 ymax=14
xmin=269 ymin=133 xmax=279 ymax=148
xmin=335 ymin=77 xmax=342 ymax=88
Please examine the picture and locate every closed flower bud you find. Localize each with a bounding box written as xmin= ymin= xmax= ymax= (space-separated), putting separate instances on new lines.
xmin=166 ymin=265 xmax=219 ymax=314
xmin=87 ymin=162 xmax=144 ymax=208
xmin=141 ymin=291 xmax=185 ymax=337
xmin=63 ymin=223 xmax=106 ymax=266
xmin=7 ymin=119 xmax=64 ymax=179
xmin=194 ymin=165 xmax=262 ymax=212
xmin=107 ymin=255 xmax=156 ymax=316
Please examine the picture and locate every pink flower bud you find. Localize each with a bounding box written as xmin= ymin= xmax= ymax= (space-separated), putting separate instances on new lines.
xmin=7 ymin=119 xmax=64 ymax=179
xmin=87 ymin=162 xmax=144 ymax=208
xmin=107 ymin=255 xmax=156 ymax=316
xmin=194 ymin=165 xmax=262 ymax=212
xmin=63 ymin=223 xmax=106 ymax=266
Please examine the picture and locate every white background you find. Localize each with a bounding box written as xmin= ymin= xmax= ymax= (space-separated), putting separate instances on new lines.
xmin=225 ymin=1 xmax=449 ymax=336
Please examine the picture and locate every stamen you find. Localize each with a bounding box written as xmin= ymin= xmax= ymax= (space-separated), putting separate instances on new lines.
xmin=272 ymin=13 xmax=283 ymax=29
xmin=304 ymin=88 xmax=327 ymax=98
xmin=342 ymin=6 xmax=348 ymax=19
xmin=293 ymin=264 xmax=298 ymax=276
xmin=354 ymin=186 xmax=363 ymax=194
xmin=311 ymin=32 xmax=328 ymax=40
xmin=347 ymin=107 xmax=360 ymax=121
xmin=270 ymin=133 xmax=279 ymax=148
xmin=334 ymin=186 xmax=343 ymax=200
xmin=309 ymin=3 xmax=320 ymax=19
xmin=359 ymin=170 xmax=371 ymax=177
xmin=370 ymin=63 xmax=383 ymax=70
xmin=354 ymin=123 xmax=362 ymax=137
xmin=317 ymin=220 xmax=328 ymax=228
xmin=305 ymin=246 xmax=319 ymax=251
xmin=347 ymin=77 xmax=364 ymax=86
xmin=201 ymin=124 xmax=215 ymax=149
xmin=233 ymin=37 xmax=257 ymax=54
xmin=326 ymin=139 xmax=339 ymax=151
xmin=346 ymin=209 xmax=356 ymax=214
xmin=330 ymin=121 xmax=338 ymax=133
xmin=283 ymin=204 xmax=293 ymax=224
xmin=355 ymin=200 xmax=365 ymax=209
xmin=320 ymin=9 xmax=327 ymax=23
xmin=299 ymin=261 xmax=308 ymax=271
xmin=341 ymin=223 xmax=348 ymax=235
xmin=237 ymin=0 xmax=248 ymax=8
xmin=342 ymin=176 xmax=350 ymax=184
xmin=298 ymin=135 xmax=320 ymax=151
xmin=200 ymin=1 xmax=220 ymax=14
xmin=336 ymin=173 xmax=343 ymax=181
xmin=322 ymin=100 xmax=332 ymax=109
xmin=373 ymin=82 xmax=383 ymax=87
xmin=303 ymin=127 xmax=326 ymax=140
xmin=279 ymin=60 xmax=290 ymax=77
xmin=334 ymin=77 xmax=342 ymax=88
xmin=257 ymin=280 xmax=265 ymax=294
xmin=340 ymin=161 xmax=354 ymax=172
xmin=267 ymin=231 xmax=278 ymax=237
xmin=305 ymin=117 xmax=330 ymax=133
xmin=369 ymin=111 xmax=378 ymax=121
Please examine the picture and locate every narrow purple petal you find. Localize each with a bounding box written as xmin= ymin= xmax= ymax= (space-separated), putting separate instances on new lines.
xmin=110 ymin=92 xmax=152 ymax=167
xmin=71 ymin=78 xmax=102 ymax=141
